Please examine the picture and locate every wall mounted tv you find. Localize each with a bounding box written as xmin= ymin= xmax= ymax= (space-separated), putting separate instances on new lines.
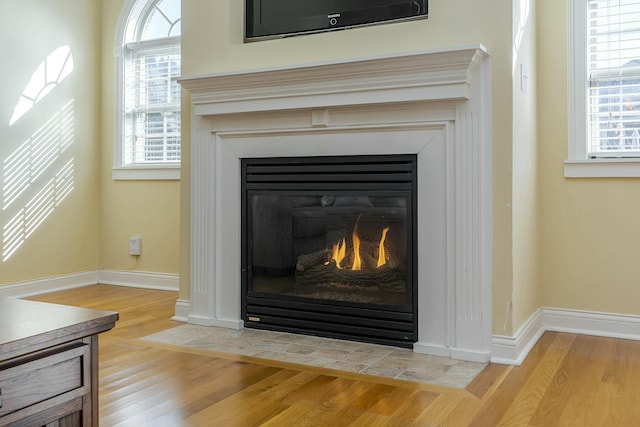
xmin=245 ymin=0 xmax=428 ymax=41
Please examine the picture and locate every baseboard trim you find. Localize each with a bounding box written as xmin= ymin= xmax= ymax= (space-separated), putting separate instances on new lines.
xmin=450 ymin=348 xmax=492 ymax=364
xmin=0 ymin=271 xmax=98 ymax=298
xmin=172 ymin=299 xmax=191 ymax=322
xmin=0 ymin=270 xmax=179 ymax=298
xmin=97 ymin=270 xmax=179 ymax=291
xmin=187 ymin=314 xmax=244 ymax=330
xmin=413 ymin=343 xmax=452 ymax=358
xmin=491 ymin=309 xmax=545 ymax=366
xmin=413 ymin=342 xmax=491 ymax=363
xmin=491 ymin=307 xmax=640 ymax=365
xmin=543 ymin=307 xmax=640 ymax=341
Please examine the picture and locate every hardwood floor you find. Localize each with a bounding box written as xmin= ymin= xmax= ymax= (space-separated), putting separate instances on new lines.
xmin=26 ymin=285 xmax=640 ymax=426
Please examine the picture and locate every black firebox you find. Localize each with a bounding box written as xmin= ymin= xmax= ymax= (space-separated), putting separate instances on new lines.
xmin=241 ymin=154 xmax=417 ymax=347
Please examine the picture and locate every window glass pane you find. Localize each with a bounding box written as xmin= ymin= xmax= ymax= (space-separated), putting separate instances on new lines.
xmin=587 ymin=0 xmax=640 ymax=155
xmin=144 ymin=55 xmax=170 ymax=105
xmin=128 ymin=111 xmax=182 ymax=164
xmin=157 ymin=0 xmax=180 ymax=23
xmin=146 ymin=112 xmax=164 ymax=134
xmin=143 ymin=11 xmax=170 ymax=40
xmin=166 ymin=111 xmax=180 ymax=133
xmin=141 ymin=0 xmax=181 ymax=40
xmin=166 ymin=136 xmax=181 ymax=160
xmin=131 ymin=50 xmax=180 ymax=108
xmin=145 ymin=138 xmax=164 ymax=161
xmin=171 ymin=76 xmax=181 ymax=103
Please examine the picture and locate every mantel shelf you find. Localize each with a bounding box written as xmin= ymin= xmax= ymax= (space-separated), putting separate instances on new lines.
xmin=179 ymin=45 xmax=489 ymax=116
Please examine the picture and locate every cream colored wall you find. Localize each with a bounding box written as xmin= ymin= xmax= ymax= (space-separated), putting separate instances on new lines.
xmin=180 ymin=0 xmax=516 ymax=333
xmin=511 ymin=0 xmax=541 ymax=333
xmin=99 ymin=0 xmax=181 ymax=275
xmin=538 ymin=0 xmax=640 ymax=315
xmin=0 ymin=0 xmax=101 ymax=284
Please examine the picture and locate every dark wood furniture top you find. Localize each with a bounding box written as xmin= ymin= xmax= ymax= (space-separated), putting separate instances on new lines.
xmin=0 ymin=297 xmax=118 ymax=426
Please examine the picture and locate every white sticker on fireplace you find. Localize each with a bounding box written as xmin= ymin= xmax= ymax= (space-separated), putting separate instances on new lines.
xmin=180 ymin=45 xmax=492 ymax=363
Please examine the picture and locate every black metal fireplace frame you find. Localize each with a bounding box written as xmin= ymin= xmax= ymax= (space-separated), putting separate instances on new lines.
xmin=241 ymin=154 xmax=418 ymax=348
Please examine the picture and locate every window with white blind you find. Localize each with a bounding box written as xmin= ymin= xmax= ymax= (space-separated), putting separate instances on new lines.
xmin=114 ymin=0 xmax=181 ymax=180
xmin=567 ymin=0 xmax=640 ymax=177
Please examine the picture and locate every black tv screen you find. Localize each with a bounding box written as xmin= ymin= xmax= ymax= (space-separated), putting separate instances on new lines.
xmin=246 ymin=0 xmax=428 ymax=41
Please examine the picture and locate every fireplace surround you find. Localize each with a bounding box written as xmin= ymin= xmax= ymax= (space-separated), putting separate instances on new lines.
xmin=179 ymin=45 xmax=493 ymax=362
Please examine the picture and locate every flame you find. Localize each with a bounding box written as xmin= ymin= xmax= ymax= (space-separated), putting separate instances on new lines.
xmin=377 ymin=227 xmax=390 ymax=268
xmin=352 ymin=221 xmax=361 ymax=271
xmin=328 ymin=221 xmax=390 ymax=270
xmin=331 ymin=238 xmax=346 ymax=269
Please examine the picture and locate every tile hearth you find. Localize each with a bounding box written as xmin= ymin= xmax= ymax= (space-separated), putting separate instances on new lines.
xmin=143 ymin=324 xmax=487 ymax=388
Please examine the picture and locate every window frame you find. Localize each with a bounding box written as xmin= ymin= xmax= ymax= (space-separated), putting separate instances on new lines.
xmin=113 ymin=0 xmax=181 ymax=181
xmin=566 ymin=0 xmax=640 ymax=177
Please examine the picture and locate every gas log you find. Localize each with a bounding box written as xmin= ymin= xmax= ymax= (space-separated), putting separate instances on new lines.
xmin=295 ymin=259 xmax=405 ymax=291
xmin=295 ymin=250 xmax=331 ymax=272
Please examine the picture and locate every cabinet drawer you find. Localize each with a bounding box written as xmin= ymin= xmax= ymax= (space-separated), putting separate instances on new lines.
xmin=0 ymin=342 xmax=90 ymax=418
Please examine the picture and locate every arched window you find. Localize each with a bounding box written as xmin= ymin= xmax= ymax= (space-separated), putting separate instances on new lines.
xmin=114 ymin=0 xmax=181 ymax=180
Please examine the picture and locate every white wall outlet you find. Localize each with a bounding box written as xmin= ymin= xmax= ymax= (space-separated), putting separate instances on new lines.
xmin=129 ymin=236 xmax=141 ymax=255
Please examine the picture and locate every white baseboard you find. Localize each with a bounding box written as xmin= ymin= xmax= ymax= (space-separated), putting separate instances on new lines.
xmin=413 ymin=342 xmax=453 ymax=358
xmin=97 ymin=270 xmax=179 ymax=291
xmin=450 ymin=348 xmax=492 ymax=364
xmin=172 ymin=299 xmax=191 ymax=322
xmin=491 ymin=309 xmax=545 ymax=366
xmin=187 ymin=314 xmax=244 ymax=330
xmin=491 ymin=307 xmax=640 ymax=365
xmin=543 ymin=307 xmax=640 ymax=341
xmin=0 ymin=270 xmax=179 ymax=298
xmin=0 ymin=271 xmax=98 ymax=298
xmin=413 ymin=342 xmax=491 ymax=363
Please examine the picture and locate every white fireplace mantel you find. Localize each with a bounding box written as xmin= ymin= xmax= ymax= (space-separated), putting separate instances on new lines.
xmin=179 ymin=45 xmax=493 ymax=362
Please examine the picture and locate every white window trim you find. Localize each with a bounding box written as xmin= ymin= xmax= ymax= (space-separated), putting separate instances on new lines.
xmin=113 ymin=0 xmax=181 ymax=181
xmin=566 ymin=0 xmax=640 ymax=178
xmin=112 ymin=164 xmax=180 ymax=180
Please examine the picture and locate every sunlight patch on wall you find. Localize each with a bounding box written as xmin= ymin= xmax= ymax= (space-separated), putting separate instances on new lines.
xmin=3 ymin=100 xmax=74 ymax=210
xmin=2 ymin=158 xmax=75 ymax=262
xmin=54 ymin=158 xmax=74 ymax=206
xmin=9 ymin=45 xmax=74 ymax=126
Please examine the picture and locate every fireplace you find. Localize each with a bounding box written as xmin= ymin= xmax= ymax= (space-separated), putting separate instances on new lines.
xmin=179 ymin=46 xmax=494 ymax=362
xmin=242 ymin=155 xmax=417 ymax=347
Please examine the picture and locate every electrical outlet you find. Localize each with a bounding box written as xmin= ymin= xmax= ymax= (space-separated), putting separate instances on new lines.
xmin=129 ymin=236 xmax=141 ymax=255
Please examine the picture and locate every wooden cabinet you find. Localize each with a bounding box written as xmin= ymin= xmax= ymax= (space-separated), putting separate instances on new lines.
xmin=0 ymin=298 xmax=118 ymax=426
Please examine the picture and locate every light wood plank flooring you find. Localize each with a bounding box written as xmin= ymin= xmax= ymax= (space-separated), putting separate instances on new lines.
xmin=26 ymin=285 xmax=640 ymax=426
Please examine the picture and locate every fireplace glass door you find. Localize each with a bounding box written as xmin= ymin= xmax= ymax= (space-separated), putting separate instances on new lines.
xmin=241 ymin=155 xmax=417 ymax=347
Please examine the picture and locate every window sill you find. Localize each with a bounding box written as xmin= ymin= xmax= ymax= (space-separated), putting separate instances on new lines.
xmin=112 ymin=165 xmax=180 ymax=181
xmin=564 ymin=159 xmax=640 ymax=178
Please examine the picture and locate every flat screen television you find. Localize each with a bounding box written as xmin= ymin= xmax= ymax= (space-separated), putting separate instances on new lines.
xmin=245 ymin=0 xmax=428 ymax=41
